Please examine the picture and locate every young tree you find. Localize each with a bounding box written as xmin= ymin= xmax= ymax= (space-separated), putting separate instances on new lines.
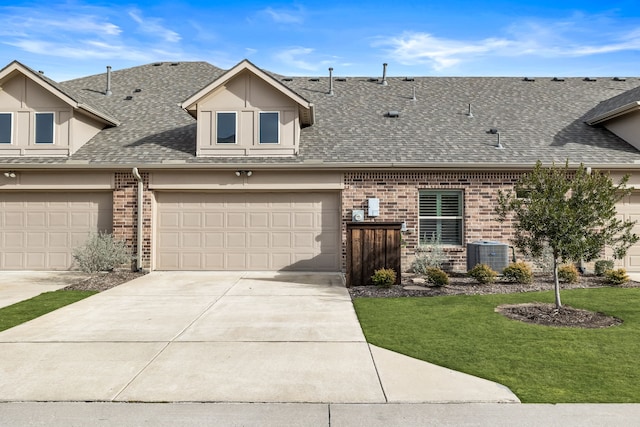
xmin=496 ymin=161 xmax=638 ymax=309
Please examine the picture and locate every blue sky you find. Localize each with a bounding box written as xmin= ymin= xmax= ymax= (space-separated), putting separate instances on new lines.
xmin=1 ymin=1 xmax=639 ymax=81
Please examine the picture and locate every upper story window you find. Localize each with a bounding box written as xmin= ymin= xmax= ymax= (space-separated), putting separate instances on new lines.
xmin=0 ymin=113 xmax=12 ymax=144
xmin=35 ymin=112 xmax=54 ymax=144
xmin=259 ymin=112 xmax=279 ymax=144
xmin=419 ymin=190 xmax=463 ymax=245
xmin=216 ymin=112 xmax=236 ymax=144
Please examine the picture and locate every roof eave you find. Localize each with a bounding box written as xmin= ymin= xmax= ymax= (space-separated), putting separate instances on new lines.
xmin=586 ymin=101 xmax=640 ymax=125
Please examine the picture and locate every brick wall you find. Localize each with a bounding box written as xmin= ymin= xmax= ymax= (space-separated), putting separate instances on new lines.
xmin=342 ymin=171 xmax=522 ymax=272
xmin=113 ymin=171 xmax=152 ymax=270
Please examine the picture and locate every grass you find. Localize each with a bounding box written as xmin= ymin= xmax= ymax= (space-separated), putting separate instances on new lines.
xmin=0 ymin=290 xmax=97 ymax=332
xmin=353 ymin=287 xmax=640 ymax=403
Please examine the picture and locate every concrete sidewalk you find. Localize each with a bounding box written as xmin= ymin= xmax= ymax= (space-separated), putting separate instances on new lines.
xmin=0 ymin=271 xmax=518 ymax=403
xmin=1 ymin=402 xmax=639 ymax=427
xmin=0 ymin=271 xmax=88 ymax=309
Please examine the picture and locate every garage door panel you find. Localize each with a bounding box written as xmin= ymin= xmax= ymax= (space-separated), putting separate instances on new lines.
xmin=0 ymin=192 xmax=113 ymax=270
xmin=615 ymin=194 xmax=640 ymax=272
xmin=156 ymin=192 xmax=340 ymax=271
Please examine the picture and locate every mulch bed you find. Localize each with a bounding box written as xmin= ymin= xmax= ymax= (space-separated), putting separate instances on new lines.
xmin=63 ymin=270 xmax=146 ymax=292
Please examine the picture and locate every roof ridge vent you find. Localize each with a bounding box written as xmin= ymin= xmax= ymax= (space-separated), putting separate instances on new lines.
xmin=583 ymin=77 xmax=597 ymax=82
xmin=552 ymin=77 xmax=565 ymax=82
xmin=613 ymin=77 xmax=626 ymax=81
xmin=381 ymin=63 xmax=388 ymax=86
xmin=309 ymin=78 xmax=320 ymax=82
xmin=282 ymin=77 xmax=293 ymax=81
xmin=404 ymin=77 xmax=415 ymax=82
xmin=386 ymin=110 xmax=400 ymax=118
xmin=522 ymin=77 xmax=535 ymax=82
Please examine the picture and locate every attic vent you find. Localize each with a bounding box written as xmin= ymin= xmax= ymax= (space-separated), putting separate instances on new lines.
xmin=153 ymin=62 xmax=162 ymax=66
xmin=403 ymin=77 xmax=415 ymax=82
xmin=309 ymin=78 xmax=320 ymax=82
xmin=38 ymin=70 xmax=44 ymax=74
xmin=552 ymin=77 xmax=565 ymax=82
xmin=282 ymin=78 xmax=293 ymax=81
xmin=134 ymin=88 xmax=142 ymax=93
xmin=368 ymin=78 xmax=379 ymax=82
xmin=170 ymin=62 xmax=179 ymax=66
xmin=336 ymin=78 xmax=347 ymax=82
xmin=125 ymin=95 xmax=133 ymax=100
xmin=522 ymin=77 xmax=535 ymax=82
xmin=386 ymin=111 xmax=400 ymax=118
xmin=583 ymin=77 xmax=597 ymax=82
xmin=613 ymin=77 xmax=627 ymax=81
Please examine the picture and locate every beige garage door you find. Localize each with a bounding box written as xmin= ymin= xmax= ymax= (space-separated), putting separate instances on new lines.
xmin=156 ymin=192 xmax=340 ymax=271
xmin=0 ymin=192 xmax=113 ymax=270
xmin=615 ymin=192 xmax=640 ymax=272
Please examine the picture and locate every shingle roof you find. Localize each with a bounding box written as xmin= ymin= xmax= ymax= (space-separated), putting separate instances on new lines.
xmin=3 ymin=61 xmax=640 ymax=167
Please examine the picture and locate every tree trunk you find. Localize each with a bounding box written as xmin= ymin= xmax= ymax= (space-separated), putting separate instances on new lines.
xmin=553 ymin=257 xmax=562 ymax=309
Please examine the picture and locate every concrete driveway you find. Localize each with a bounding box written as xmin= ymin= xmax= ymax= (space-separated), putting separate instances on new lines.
xmin=0 ymin=271 xmax=518 ymax=403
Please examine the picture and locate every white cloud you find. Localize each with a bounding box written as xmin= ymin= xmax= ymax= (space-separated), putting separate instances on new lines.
xmin=128 ymin=10 xmax=181 ymax=43
xmin=274 ymin=47 xmax=318 ymax=71
xmin=376 ymin=15 xmax=640 ymax=71
xmin=262 ymin=6 xmax=304 ymax=24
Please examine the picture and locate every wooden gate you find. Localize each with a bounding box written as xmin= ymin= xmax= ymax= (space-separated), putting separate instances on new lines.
xmin=346 ymin=222 xmax=402 ymax=287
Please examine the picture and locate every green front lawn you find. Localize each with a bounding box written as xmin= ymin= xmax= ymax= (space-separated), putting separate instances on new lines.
xmin=353 ymin=287 xmax=640 ymax=403
xmin=0 ymin=290 xmax=97 ymax=332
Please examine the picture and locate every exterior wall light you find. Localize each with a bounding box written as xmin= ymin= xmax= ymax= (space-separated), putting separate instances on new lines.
xmin=235 ymin=170 xmax=253 ymax=177
xmin=3 ymin=171 xmax=16 ymax=179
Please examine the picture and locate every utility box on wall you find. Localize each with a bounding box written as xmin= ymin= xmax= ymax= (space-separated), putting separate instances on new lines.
xmin=346 ymin=222 xmax=402 ymax=287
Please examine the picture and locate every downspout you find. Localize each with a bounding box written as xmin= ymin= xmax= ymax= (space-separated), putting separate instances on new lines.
xmin=132 ymin=167 xmax=143 ymax=271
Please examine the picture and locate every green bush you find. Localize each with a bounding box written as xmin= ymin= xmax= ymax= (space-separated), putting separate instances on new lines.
xmin=595 ymin=260 xmax=615 ymax=276
xmin=467 ymin=263 xmax=498 ymax=284
xmin=371 ymin=268 xmax=397 ymax=288
xmin=604 ymin=268 xmax=629 ymax=286
xmin=558 ymin=264 xmax=579 ymax=284
xmin=73 ymin=232 xmax=131 ymax=273
xmin=426 ymin=267 xmax=449 ymax=287
xmin=502 ymin=262 xmax=533 ymax=284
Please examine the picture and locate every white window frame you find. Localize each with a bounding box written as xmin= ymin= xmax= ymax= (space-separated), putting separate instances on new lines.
xmin=35 ymin=112 xmax=55 ymax=144
xmin=0 ymin=112 xmax=13 ymax=144
xmin=259 ymin=111 xmax=280 ymax=144
xmin=216 ymin=111 xmax=237 ymax=144
xmin=418 ymin=190 xmax=464 ymax=246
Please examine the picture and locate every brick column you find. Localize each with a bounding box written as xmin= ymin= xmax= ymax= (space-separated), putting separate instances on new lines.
xmin=113 ymin=171 xmax=152 ymax=270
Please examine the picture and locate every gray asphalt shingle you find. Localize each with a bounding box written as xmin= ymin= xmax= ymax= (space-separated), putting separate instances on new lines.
xmin=3 ymin=61 xmax=640 ymax=166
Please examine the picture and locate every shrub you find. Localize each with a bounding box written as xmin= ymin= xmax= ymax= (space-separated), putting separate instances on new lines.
xmin=502 ymin=262 xmax=533 ymax=284
xmin=73 ymin=232 xmax=131 ymax=274
xmin=558 ymin=264 xmax=579 ymax=284
xmin=371 ymin=268 xmax=397 ymax=288
xmin=604 ymin=268 xmax=629 ymax=286
xmin=594 ymin=260 xmax=615 ymax=277
xmin=467 ymin=263 xmax=497 ymax=284
xmin=426 ymin=267 xmax=449 ymax=287
xmin=412 ymin=234 xmax=446 ymax=274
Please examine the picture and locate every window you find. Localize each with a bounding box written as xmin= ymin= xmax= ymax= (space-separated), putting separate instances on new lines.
xmin=0 ymin=113 xmax=11 ymax=144
xmin=35 ymin=112 xmax=54 ymax=144
xmin=216 ymin=112 xmax=236 ymax=143
xmin=419 ymin=190 xmax=463 ymax=245
xmin=259 ymin=112 xmax=279 ymax=144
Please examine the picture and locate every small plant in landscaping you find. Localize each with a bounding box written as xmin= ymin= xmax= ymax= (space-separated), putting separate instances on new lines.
xmin=558 ymin=264 xmax=579 ymax=284
xmin=467 ymin=263 xmax=498 ymax=284
xmin=594 ymin=260 xmax=615 ymax=277
xmin=502 ymin=261 xmax=533 ymax=284
xmin=73 ymin=232 xmax=131 ymax=274
xmin=604 ymin=268 xmax=629 ymax=286
xmin=371 ymin=268 xmax=397 ymax=288
xmin=425 ymin=267 xmax=449 ymax=287
xmin=412 ymin=233 xmax=446 ymax=274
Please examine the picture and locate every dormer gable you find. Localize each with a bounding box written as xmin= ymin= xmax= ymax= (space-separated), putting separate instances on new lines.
xmin=585 ymin=85 xmax=640 ymax=152
xmin=0 ymin=60 xmax=119 ymax=157
xmin=182 ymin=59 xmax=314 ymax=157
